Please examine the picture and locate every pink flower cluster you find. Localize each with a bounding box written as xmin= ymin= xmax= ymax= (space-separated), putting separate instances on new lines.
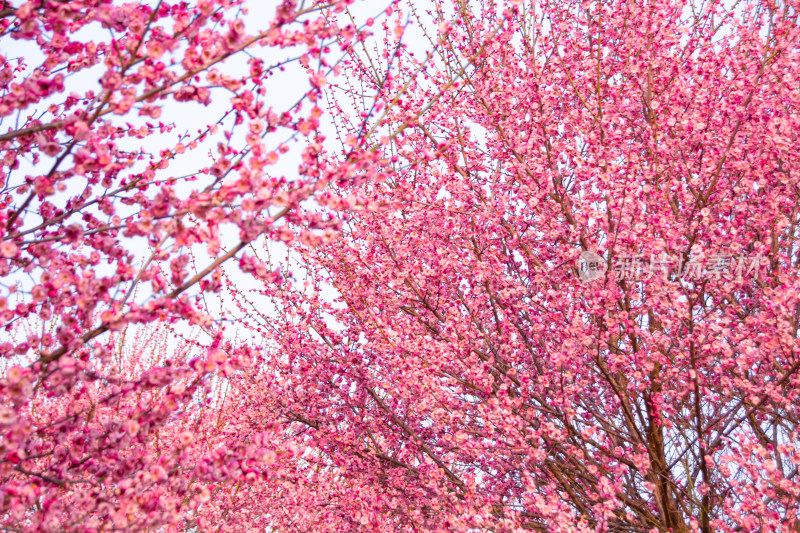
xmin=2 ymin=0 xmax=800 ymax=531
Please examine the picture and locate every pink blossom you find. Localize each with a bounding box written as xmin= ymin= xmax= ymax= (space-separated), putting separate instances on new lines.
xmin=0 ymin=242 xmax=17 ymax=258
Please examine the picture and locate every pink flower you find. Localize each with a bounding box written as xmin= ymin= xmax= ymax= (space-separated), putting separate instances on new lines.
xmin=147 ymin=41 xmax=165 ymax=60
xmin=6 ymin=366 xmax=23 ymax=384
xmin=263 ymin=449 xmax=276 ymax=465
xmin=125 ymin=420 xmax=140 ymax=437
xmin=249 ymin=119 xmax=265 ymax=135
xmin=0 ymin=241 xmax=18 ymax=258
xmin=0 ymin=407 xmax=15 ymax=425
xmin=309 ymin=72 xmax=326 ymax=89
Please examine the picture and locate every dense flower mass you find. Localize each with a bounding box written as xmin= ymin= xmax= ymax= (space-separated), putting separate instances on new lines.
xmin=0 ymin=0 xmax=393 ymax=529
xmin=2 ymin=0 xmax=800 ymax=531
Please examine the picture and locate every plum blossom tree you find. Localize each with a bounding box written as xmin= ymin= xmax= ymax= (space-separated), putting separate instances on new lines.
xmin=0 ymin=0 xmax=396 ymax=530
xmin=2 ymin=322 xmax=230 ymax=530
xmin=219 ymin=0 xmax=800 ymax=531
xmin=4 ymin=0 xmax=800 ymax=531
